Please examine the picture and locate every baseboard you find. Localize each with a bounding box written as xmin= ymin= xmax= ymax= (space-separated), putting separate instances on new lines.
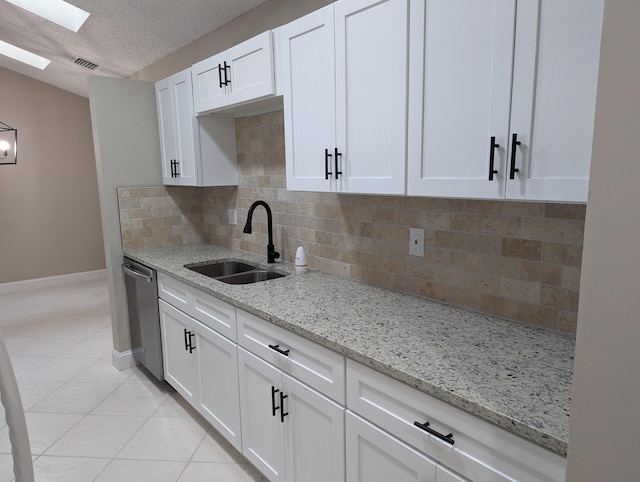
xmin=0 ymin=269 xmax=107 ymax=294
xmin=111 ymin=349 xmax=138 ymax=371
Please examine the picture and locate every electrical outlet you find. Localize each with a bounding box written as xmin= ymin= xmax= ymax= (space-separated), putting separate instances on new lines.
xmin=228 ymin=208 xmax=238 ymax=225
xmin=409 ymin=227 xmax=425 ymax=257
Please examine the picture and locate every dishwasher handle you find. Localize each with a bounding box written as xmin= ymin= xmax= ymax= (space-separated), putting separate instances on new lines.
xmin=122 ymin=263 xmax=154 ymax=283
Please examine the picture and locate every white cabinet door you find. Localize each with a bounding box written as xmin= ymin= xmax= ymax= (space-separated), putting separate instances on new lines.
xmin=159 ymin=300 xmax=196 ymax=404
xmin=506 ymin=0 xmax=604 ymax=202
xmin=238 ymin=348 xmax=286 ymax=482
xmin=407 ymin=0 xmax=515 ymax=199
xmin=192 ymin=52 xmax=229 ymax=114
xmin=194 ymin=319 xmax=242 ymax=452
xmin=283 ymin=373 xmax=345 ymax=482
xmin=226 ymin=31 xmax=275 ymax=107
xmin=346 ymin=411 xmax=437 ymax=482
xmin=279 ymin=5 xmax=337 ymax=192
xmin=192 ymin=32 xmax=275 ymax=114
xmin=436 ymin=466 xmax=468 ymax=482
xmin=155 ymin=69 xmax=199 ymax=186
xmin=334 ymin=0 xmax=408 ymax=195
xmin=155 ymin=76 xmax=179 ymax=186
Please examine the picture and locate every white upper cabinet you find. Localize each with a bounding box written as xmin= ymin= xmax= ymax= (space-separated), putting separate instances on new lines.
xmin=279 ymin=0 xmax=409 ymax=195
xmin=156 ymin=69 xmax=199 ymax=186
xmin=507 ymin=0 xmax=604 ymax=202
xmin=155 ymin=69 xmax=238 ymax=187
xmin=192 ymin=31 xmax=276 ymax=115
xmin=408 ymin=0 xmax=604 ymax=203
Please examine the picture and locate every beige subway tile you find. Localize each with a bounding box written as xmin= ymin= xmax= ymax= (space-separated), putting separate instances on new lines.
xmin=450 ymin=212 xmax=483 ymax=233
xmin=481 ymin=255 xmax=520 ymax=278
xmin=118 ymin=198 xmax=141 ymax=209
xmin=466 ymin=200 xmax=503 ymax=215
xmin=479 ymin=295 xmax=518 ymax=319
xmin=423 ymin=247 xmax=450 ymax=266
xmin=418 ymin=281 xmax=448 ymax=302
xmin=407 ymin=260 xmax=436 ymax=280
xmin=558 ymin=312 xmax=578 ymax=334
xmin=482 ymin=216 xmax=521 ymax=237
xmin=435 ymin=231 xmax=466 ymax=250
xmin=520 ymin=261 xmax=563 ymax=286
xmin=516 ymin=303 xmax=559 ymax=330
xmin=466 ymin=234 xmax=501 ymax=255
xmin=545 ymin=203 xmax=586 ymax=220
xmin=448 ymin=287 xmax=481 ymax=310
xmin=562 ymin=266 xmax=582 ymax=290
xmin=450 ymin=251 xmax=483 ymax=271
xmin=503 ymin=201 xmax=545 ymax=218
xmin=521 ymin=218 xmax=567 ymax=242
xmin=500 ymin=278 xmax=541 ymax=303
xmin=423 ymin=212 xmax=451 ymax=231
xmin=566 ymin=221 xmax=585 ymax=245
xmin=541 ymin=286 xmax=579 ymax=311
xmin=501 ymin=238 xmax=542 ymax=260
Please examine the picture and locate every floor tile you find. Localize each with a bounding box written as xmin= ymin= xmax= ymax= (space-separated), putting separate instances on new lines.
xmin=95 ymin=459 xmax=186 ymax=482
xmin=178 ymin=461 xmax=264 ymax=482
xmin=31 ymin=455 xmax=110 ymax=482
xmin=59 ymin=335 xmax=112 ymax=358
xmin=0 ymin=453 xmax=16 ymax=482
xmin=13 ymin=338 xmax=79 ymax=358
xmin=31 ymin=382 xmax=119 ymax=414
xmin=152 ymin=391 xmax=201 ymax=418
xmin=14 ymin=381 xmax=64 ymax=411
xmin=8 ymin=356 xmax=51 ymax=378
xmin=92 ymin=382 xmax=171 ymax=417
xmin=0 ymin=412 xmax=83 ymax=456
xmin=72 ymin=359 xmax=139 ymax=384
xmin=117 ymin=416 xmax=208 ymax=462
xmin=45 ymin=414 xmax=147 ymax=458
xmin=192 ymin=428 xmax=246 ymax=464
xmin=19 ymin=357 xmax=98 ymax=382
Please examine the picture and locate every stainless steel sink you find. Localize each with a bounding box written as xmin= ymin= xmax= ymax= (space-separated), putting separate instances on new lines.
xmin=217 ymin=270 xmax=286 ymax=285
xmin=185 ymin=260 xmax=287 ymax=285
xmin=187 ymin=261 xmax=256 ymax=278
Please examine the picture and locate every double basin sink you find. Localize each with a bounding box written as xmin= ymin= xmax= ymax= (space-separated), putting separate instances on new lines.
xmin=185 ymin=260 xmax=286 ymax=285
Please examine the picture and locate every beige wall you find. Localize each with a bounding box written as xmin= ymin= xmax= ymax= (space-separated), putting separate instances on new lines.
xmin=0 ymin=66 xmax=105 ymax=284
xmin=567 ymin=0 xmax=640 ymax=478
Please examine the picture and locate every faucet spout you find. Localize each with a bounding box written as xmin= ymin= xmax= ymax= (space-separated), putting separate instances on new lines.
xmin=243 ymin=200 xmax=280 ymax=263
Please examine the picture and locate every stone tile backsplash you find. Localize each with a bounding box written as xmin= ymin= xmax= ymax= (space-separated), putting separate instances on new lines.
xmin=119 ymin=111 xmax=585 ymax=334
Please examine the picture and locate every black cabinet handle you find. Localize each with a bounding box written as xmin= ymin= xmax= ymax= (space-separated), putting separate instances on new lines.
xmin=509 ymin=133 xmax=521 ymax=179
xmin=183 ymin=328 xmax=189 ymax=351
xmin=223 ymin=61 xmax=231 ymax=86
xmin=217 ymin=63 xmax=224 ymax=88
xmin=271 ymin=386 xmax=280 ymax=417
xmin=188 ymin=332 xmax=195 ymax=353
xmin=183 ymin=328 xmax=195 ymax=353
xmin=413 ymin=421 xmax=454 ymax=445
xmin=334 ymin=148 xmax=343 ymax=180
xmin=324 ymin=149 xmax=332 ymax=180
xmin=268 ymin=344 xmax=290 ymax=357
xmin=280 ymin=392 xmax=288 ymax=422
xmin=173 ymin=160 xmax=180 ymax=177
xmin=170 ymin=160 xmax=175 ymax=178
xmin=488 ymin=136 xmax=499 ymax=181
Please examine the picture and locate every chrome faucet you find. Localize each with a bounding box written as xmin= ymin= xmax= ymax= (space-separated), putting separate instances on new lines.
xmin=243 ymin=200 xmax=280 ymax=263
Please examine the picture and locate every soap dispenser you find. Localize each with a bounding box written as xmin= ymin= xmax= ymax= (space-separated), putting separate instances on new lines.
xmin=295 ymin=246 xmax=308 ymax=274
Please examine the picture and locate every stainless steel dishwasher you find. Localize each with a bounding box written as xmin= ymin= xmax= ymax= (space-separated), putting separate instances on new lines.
xmin=122 ymin=257 xmax=164 ymax=381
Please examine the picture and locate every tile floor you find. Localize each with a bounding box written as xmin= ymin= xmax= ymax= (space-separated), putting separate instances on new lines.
xmin=0 ymin=277 xmax=266 ymax=481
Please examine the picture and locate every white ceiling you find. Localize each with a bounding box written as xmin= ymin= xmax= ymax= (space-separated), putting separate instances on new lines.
xmin=0 ymin=0 xmax=269 ymax=98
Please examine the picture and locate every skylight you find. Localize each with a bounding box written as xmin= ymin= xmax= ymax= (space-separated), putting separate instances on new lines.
xmin=5 ymin=0 xmax=90 ymax=33
xmin=0 ymin=40 xmax=50 ymax=70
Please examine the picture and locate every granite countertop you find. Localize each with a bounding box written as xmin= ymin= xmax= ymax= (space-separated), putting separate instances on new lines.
xmin=124 ymin=243 xmax=575 ymax=456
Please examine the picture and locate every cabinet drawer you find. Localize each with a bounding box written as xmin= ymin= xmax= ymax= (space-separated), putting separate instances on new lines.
xmin=347 ymin=360 xmax=566 ymax=482
xmin=158 ymin=273 xmax=192 ymax=312
xmin=190 ymin=289 xmax=237 ymax=342
xmin=237 ymin=309 xmax=345 ymax=403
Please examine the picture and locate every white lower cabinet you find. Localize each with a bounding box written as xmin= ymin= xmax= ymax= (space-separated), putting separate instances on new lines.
xmin=346 ymin=359 xmax=567 ymax=482
xmin=346 ymin=411 xmax=437 ymax=482
xmin=238 ymin=347 xmax=345 ymax=482
xmin=158 ymin=298 xmax=242 ymax=451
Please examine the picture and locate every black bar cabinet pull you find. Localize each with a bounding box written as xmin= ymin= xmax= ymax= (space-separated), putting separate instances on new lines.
xmin=183 ymin=328 xmax=189 ymax=351
xmin=413 ymin=421 xmax=455 ymax=445
xmin=268 ymin=344 xmax=290 ymax=357
xmin=324 ymin=149 xmax=332 ymax=180
xmin=173 ymin=160 xmax=179 ymax=177
xmin=280 ymin=392 xmax=288 ymax=422
xmin=271 ymin=386 xmax=280 ymax=416
xmin=188 ymin=332 xmax=195 ymax=353
xmin=509 ymin=133 xmax=521 ymax=179
xmin=223 ymin=61 xmax=231 ymax=86
xmin=488 ymin=136 xmax=499 ymax=181
xmin=334 ymin=148 xmax=343 ymax=179
xmin=217 ymin=63 xmax=224 ymax=88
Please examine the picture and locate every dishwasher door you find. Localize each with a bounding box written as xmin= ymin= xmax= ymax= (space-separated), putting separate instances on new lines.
xmin=122 ymin=258 xmax=164 ymax=381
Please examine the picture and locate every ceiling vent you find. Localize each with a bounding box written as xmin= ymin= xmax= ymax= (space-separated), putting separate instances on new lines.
xmin=73 ymin=57 xmax=98 ymax=70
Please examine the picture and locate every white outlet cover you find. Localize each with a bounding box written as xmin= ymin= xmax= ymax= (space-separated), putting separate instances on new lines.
xmin=409 ymin=227 xmax=425 ymax=256
xmin=228 ymin=209 xmax=238 ymax=225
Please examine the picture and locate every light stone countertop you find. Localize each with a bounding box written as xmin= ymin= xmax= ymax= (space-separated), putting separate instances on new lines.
xmin=124 ymin=243 xmax=574 ymax=456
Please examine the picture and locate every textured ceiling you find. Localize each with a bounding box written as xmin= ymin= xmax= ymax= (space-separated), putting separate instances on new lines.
xmin=0 ymin=0 xmax=269 ymax=97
